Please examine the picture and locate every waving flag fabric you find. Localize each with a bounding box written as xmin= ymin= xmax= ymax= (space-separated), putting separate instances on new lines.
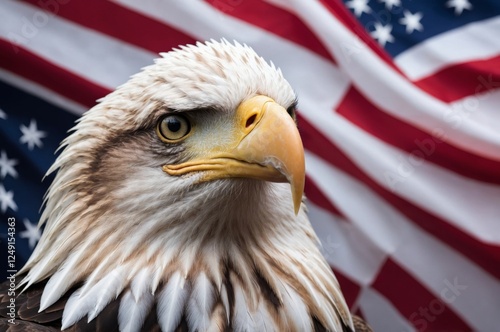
xmin=0 ymin=0 xmax=499 ymax=331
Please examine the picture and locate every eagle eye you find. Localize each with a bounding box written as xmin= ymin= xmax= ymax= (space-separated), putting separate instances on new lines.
xmin=157 ymin=114 xmax=191 ymax=142
xmin=286 ymin=105 xmax=297 ymax=120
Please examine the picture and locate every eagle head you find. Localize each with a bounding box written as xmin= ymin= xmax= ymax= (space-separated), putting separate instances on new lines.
xmin=17 ymin=40 xmax=353 ymax=331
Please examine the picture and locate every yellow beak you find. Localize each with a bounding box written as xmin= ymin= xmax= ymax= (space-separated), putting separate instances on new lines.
xmin=163 ymin=95 xmax=305 ymax=214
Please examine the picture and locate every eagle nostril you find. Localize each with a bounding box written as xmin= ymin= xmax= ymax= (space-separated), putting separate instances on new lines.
xmin=246 ymin=114 xmax=257 ymax=128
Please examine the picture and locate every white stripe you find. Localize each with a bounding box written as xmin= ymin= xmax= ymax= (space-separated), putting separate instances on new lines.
xmin=305 ymin=151 xmax=500 ymax=331
xmin=306 ymin=152 xmax=412 ymax=257
xmin=449 ymin=89 xmax=500 ymax=131
xmin=306 ymin=200 xmax=387 ymax=286
xmin=0 ymin=1 xmax=155 ymax=89
xmin=280 ymin=0 xmax=500 ymax=161
xmin=112 ymin=0 xmax=350 ymax=111
xmin=357 ymin=287 xmax=416 ymax=332
xmin=302 ymin=106 xmax=500 ymax=244
xmin=0 ymin=69 xmax=87 ymax=116
xmin=395 ymin=16 xmax=500 ymax=80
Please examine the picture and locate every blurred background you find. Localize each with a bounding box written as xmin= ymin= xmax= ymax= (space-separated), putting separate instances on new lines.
xmin=0 ymin=0 xmax=499 ymax=331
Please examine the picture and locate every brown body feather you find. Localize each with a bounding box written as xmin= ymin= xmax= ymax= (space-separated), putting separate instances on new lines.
xmin=0 ymin=276 xmax=371 ymax=331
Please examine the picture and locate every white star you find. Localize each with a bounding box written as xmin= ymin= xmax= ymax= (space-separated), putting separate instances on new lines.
xmin=446 ymin=0 xmax=473 ymax=15
xmin=320 ymin=234 xmax=342 ymax=260
xmin=0 ymin=151 xmax=18 ymax=179
xmin=0 ymin=184 xmax=17 ymax=213
xmin=346 ymin=0 xmax=372 ymax=17
xmin=20 ymin=219 xmax=41 ymax=249
xmin=399 ymin=10 xmax=424 ymax=34
xmin=379 ymin=0 xmax=401 ymax=10
xmin=20 ymin=119 xmax=46 ymax=150
xmin=370 ymin=22 xmax=395 ymax=47
xmin=0 ymin=108 xmax=6 ymax=120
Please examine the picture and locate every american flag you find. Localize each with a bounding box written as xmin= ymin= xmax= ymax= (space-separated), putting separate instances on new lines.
xmin=0 ymin=0 xmax=499 ymax=330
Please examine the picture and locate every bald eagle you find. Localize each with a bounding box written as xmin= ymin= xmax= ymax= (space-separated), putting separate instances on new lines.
xmin=0 ymin=40 xmax=371 ymax=332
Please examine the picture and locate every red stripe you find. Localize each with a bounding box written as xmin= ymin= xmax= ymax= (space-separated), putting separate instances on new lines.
xmin=331 ymin=268 xmax=361 ymax=309
xmin=337 ymin=87 xmax=500 ymax=184
xmin=0 ymin=39 xmax=109 ymax=108
xmin=305 ymin=174 xmax=346 ymax=219
xmin=203 ymin=0 xmax=335 ymax=63
xmin=298 ymin=115 xmax=500 ymax=279
xmin=21 ymin=0 xmax=197 ymax=54
xmin=373 ymin=259 xmax=472 ymax=331
xmin=414 ymin=55 xmax=500 ymax=103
